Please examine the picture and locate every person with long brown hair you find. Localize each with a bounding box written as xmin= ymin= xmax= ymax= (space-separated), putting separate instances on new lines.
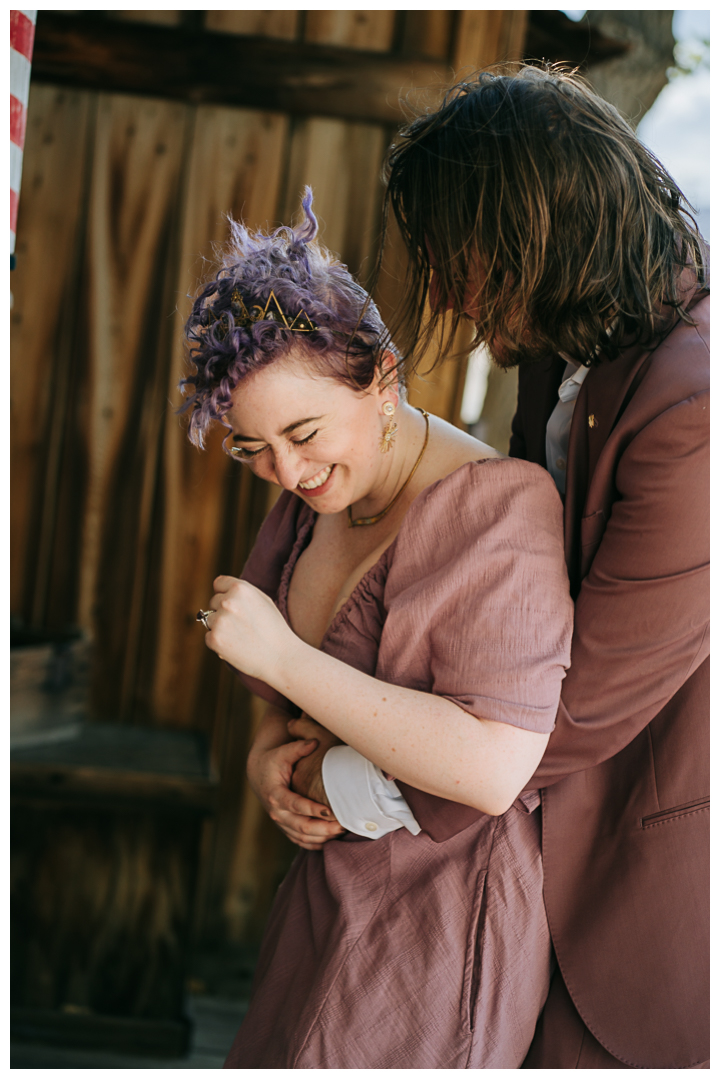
xmin=372 ymin=64 xmax=709 ymax=1068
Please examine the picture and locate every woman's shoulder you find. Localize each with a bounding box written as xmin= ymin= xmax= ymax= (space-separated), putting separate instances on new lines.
xmin=416 ymin=447 xmax=561 ymax=525
xmin=392 ymin=451 xmax=564 ymax=576
xmin=415 ymin=413 xmax=556 ymax=504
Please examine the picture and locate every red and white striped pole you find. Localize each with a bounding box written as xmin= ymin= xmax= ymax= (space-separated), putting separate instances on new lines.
xmin=10 ymin=9 xmax=36 ymax=267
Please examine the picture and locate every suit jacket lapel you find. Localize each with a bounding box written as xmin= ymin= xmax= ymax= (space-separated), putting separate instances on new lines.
xmin=563 ymin=341 xmax=650 ymax=591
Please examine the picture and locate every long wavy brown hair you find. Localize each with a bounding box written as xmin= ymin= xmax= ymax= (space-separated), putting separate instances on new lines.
xmin=380 ymin=64 xmax=706 ymax=370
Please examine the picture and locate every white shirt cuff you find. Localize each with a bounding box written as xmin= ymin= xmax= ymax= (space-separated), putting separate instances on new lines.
xmin=322 ymin=745 xmax=422 ymax=839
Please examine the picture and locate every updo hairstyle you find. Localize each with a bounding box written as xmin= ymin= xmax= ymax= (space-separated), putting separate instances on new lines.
xmin=180 ymin=188 xmax=401 ymax=448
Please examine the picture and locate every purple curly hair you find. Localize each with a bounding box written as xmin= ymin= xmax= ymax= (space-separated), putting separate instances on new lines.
xmin=180 ymin=188 xmax=401 ymax=448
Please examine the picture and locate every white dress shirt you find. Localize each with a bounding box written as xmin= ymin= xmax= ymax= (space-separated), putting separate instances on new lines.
xmin=322 ymin=745 xmax=421 ymax=837
xmin=321 ymin=362 xmax=586 ymax=838
xmin=545 ymin=360 xmax=589 ymax=494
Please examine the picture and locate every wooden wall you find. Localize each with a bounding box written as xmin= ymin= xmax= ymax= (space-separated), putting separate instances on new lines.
xmin=11 ymin=10 xmax=528 ymax=948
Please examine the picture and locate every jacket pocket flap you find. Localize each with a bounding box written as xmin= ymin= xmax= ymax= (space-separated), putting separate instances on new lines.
xmin=642 ymin=796 xmax=709 ymax=828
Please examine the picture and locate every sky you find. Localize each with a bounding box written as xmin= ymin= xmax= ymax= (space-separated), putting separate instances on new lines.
xmin=564 ymin=9 xmax=710 ymax=237
xmin=637 ymin=9 xmax=710 ymax=237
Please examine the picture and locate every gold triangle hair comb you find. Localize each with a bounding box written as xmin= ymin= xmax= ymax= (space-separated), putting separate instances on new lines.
xmin=200 ymin=289 xmax=317 ymax=337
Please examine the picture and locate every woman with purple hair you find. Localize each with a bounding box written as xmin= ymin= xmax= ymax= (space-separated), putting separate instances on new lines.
xmin=183 ymin=190 xmax=573 ymax=1068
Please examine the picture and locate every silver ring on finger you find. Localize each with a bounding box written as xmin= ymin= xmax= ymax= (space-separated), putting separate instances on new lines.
xmin=196 ymin=609 xmax=216 ymax=631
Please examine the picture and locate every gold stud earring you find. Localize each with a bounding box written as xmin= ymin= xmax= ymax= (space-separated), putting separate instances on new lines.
xmin=380 ymin=401 xmax=397 ymax=453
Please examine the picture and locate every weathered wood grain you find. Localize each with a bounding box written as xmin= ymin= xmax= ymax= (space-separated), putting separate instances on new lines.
xmin=304 ymin=10 xmax=396 ymax=52
xmin=10 ymin=86 xmax=92 ymax=623
xmin=454 ymin=10 xmax=528 ymax=72
xmin=12 ymin=803 xmax=200 ymax=1021
xmin=73 ymin=94 xmax=187 ymax=719
xmin=498 ymin=10 xmax=530 ymax=67
xmin=31 ymin=13 xmax=452 ymax=126
xmin=205 ymin=10 xmax=300 ymax=40
xmin=109 ymin=11 xmax=183 ymax=27
xmin=12 ymin=764 xmax=219 ymax=815
xmin=280 ymin=116 xmax=386 ymax=282
xmin=400 ymin=11 xmax=455 ymax=60
xmin=150 ymin=105 xmax=288 ymax=729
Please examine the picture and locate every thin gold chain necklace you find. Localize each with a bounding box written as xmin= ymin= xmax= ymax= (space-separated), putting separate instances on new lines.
xmin=347 ymin=409 xmax=430 ymax=528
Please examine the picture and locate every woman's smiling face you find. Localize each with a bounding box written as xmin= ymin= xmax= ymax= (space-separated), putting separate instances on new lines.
xmin=223 ymin=355 xmax=393 ymax=513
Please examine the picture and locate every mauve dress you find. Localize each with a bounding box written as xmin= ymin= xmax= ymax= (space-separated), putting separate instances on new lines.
xmin=224 ymin=458 xmax=573 ymax=1069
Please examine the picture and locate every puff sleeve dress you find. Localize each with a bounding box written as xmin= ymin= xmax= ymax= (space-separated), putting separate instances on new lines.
xmin=224 ymin=458 xmax=573 ymax=1070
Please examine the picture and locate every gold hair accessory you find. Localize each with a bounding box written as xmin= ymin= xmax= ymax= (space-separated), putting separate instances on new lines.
xmin=200 ymin=288 xmax=317 ymax=338
xmin=380 ymin=401 xmax=398 ymax=454
xmin=348 ymin=409 xmax=430 ymax=528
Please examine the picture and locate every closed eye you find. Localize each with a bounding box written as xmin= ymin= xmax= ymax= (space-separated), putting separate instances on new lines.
xmin=229 ymin=444 xmax=265 ymax=459
xmin=229 ymin=429 xmax=317 ymax=460
xmin=293 ymin=430 xmax=318 ymax=446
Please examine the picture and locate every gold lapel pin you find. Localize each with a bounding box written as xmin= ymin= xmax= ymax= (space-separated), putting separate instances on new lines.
xmin=588 ymin=414 xmax=597 ymax=428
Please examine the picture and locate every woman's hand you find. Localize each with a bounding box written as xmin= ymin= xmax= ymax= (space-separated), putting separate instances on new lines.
xmin=288 ymin=714 xmax=344 ymax=805
xmin=205 ymin=576 xmax=299 ymax=685
xmin=247 ymin=735 xmax=345 ymax=851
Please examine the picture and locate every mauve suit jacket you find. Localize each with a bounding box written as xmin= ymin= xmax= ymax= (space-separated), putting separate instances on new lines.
xmin=397 ymin=277 xmax=709 ymax=1068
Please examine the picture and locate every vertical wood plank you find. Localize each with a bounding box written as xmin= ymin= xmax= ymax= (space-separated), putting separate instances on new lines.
xmin=281 ymin=117 xmax=386 ymax=282
xmin=10 ymin=85 xmax=93 ymax=623
xmin=498 ymin=11 xmax=529 ymax=65
xmin=205 ymin=10 xmax=300 ymax=39
xmin=150 ymin=105 xmax=288 ymax=729
xmin=401 ymin=11 xmax=455 ymax=60
xmin=454 ymin=10 xmax=527 ymax=72
xmin=304 ymin=10 xmax=396 ymax=52
xmin=74 ymin=95 xmax=188 ymax=693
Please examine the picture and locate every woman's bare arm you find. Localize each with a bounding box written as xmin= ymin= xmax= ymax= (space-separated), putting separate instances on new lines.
xmin=210 ymin=579 xmax=550 ymax=817
xmin=272 ymin=642 xmax=548 ymax=816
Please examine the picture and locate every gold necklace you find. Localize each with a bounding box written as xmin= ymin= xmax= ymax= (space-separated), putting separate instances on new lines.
xmin=347 ymin=409 xmax=430 ymax=528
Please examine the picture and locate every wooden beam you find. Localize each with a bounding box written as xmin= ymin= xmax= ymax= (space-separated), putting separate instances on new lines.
xmin=525 ymin=10 xmax=630 ymax=69
xmin=11 ymin=763 xmax=219 ymax=814
xmin=31 ymin=12 xmax=453 ymax=125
